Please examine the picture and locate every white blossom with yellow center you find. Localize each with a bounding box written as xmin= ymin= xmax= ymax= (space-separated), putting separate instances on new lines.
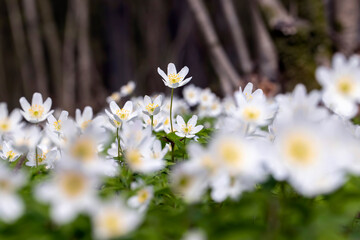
xmin=174 ymin=115 xmax=203 ymax=139
xmin=157 ymin=63 xmax=192 ymax=88
xmin=19 ymin=92 xmax=53 ymax=123
xmin=92 ymin=198 xmax=142 ymax=239
xmin=316 ymin=53 xmax=360 ymax=118
xmin=47 ymin=111 xmax=68 ymax=134
xmin=35 ymin=167 xmax=98 ymax=224
xmin=142 ymin=95 xmax=162 ymax=116
xmin=109 ymin=100 xmax=136 ymax=123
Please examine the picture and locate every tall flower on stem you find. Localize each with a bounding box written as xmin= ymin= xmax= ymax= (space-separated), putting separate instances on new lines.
xmin=157 ymin=63 xmax=192 ymax=132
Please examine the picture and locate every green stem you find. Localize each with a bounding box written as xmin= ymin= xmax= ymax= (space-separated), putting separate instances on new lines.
xmin=183 ymin=137 xmax=186 ymax=160
xmin=35 ymin=146 xmax=38 ymax=168
xmin=116 ymin=127 xmax=122 ymax=158
xmin=170 ymin=88 xmax=174 ymax=133
xmin=150 ymin=115 xmax=154 ymax=132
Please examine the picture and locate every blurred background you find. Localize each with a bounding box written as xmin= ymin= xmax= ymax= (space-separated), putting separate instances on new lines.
xmin=0 ymin=0 xmax=359 ymax=112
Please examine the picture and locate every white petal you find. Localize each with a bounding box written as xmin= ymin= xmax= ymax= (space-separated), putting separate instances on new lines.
xmin=167 ymin=63 xmax=177 ymax=75
xmin=110 ymin=101 xmax=120 ymax=114
xmin=43 ymin=98 xmax=52 ymax=112
xmin=176 ymin=115 xmax=185 ymax=126
xmin=178 ymin=66 xmax=189 ymax=79
xmin=83 ymin=106 xmax=93 ymax=121
xmin=32 ymin=92 xmax=43 ymax=105
xmin=19 ymin=97 xmax=31 ymax=111
xmin=157 ymin=68 xmax=169 ymax=81
xmin=123 ymin=101 xmax=133 ymax=112
xmin=188 ymin=115 xmax=198 ymax=126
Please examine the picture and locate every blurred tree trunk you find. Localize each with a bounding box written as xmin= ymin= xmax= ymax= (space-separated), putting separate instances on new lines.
xmin=38 ymin=0 xmax=62 ymax=104
xmin=332 ymin=0 xmax=360 ymax=55
xmin=62 ymin=0 xmax=77 ymax=111
xmin=104 ymin=0 xmax=132 ymax=92
xmin=75 ymin=0 xmax=92 ymax=107
xmin=5 ymin=0 xmax=33 ymax=97
xmin=0 ymin=34 xmax=7 ymax=101
xmin=23 ymin=0 xmax=48 ymax=95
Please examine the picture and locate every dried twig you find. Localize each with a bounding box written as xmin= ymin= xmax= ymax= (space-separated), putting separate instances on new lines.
xmin=187 ymin=0 xmax=244 ymax=93
xmin=251 ymin=1 xmax=279 ymax=81
xmin=220 ymin=0 xmax=253 ymax=74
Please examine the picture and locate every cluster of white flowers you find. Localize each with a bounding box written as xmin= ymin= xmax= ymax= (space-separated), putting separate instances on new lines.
xmin=1 ymin=55 xmax=360 ymax=238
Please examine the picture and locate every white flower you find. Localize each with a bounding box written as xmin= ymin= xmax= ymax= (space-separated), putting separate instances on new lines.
xmin=127 ymin=186 xmax=153 ymax=212
xmin=120 ymin=81 xmax=136 ymax=97
xmin=142 ymin=114 xmax=163 ymax=132
xmin=0 ymin=141 xmax=21 ymax=162
xmin=91 ymin=197 xmax=142 ymax=239
xmin=0 ymin=103 xmax=23 ymax=136
xmin=35 ymin=165 xmax=99 ymax=224
xmin=0 ymin=163 xmax=26 ymax=223
xmin=175 ymin=115 xmax=203 ymax=138
xmin=47 ymin=111 xmax=69 ymax=134
xmin=109 ymin=101 xmax=137 ymax=123
xmin=274 ymin=84 xmax=328 ymax=124
xmin=157 ymin=63 xmax=192 ymax=88
xmin=267 ymin=120 xmax=347 ymax=197
xmin=26 ymin=145 xmax=58 ymax=168
xmin=141 ymin=95 xmax=162 ymax=116
xmin=170 ymin=162 xmax=208 ymax=203
xmin=75 ymin=106 xmax=93 ymax=130
xmin=19 ymin=92 xmax=54 ymax=123
xmin=234 ymin=83 xmax=277 ymax=127
xmin=181 ymin=229 xmax=207 ymax=240
xmin=183 ymin=84 xmax=201 ymax=106
xmin=12 ymin=125 xmax=42 ymax=153
xmin=199 ymin=88 xmax=216 ymax=107
xmin=316 ymin=53 xmax=360 ymax=118
xmin=106 ymin=92 xmax=121 ymax=104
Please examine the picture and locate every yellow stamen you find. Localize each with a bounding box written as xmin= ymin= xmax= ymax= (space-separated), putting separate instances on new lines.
xmin=168 ymin=73 xmax=183 ymax=84
xmin=29 ymin=104 xmax=44 ymax=118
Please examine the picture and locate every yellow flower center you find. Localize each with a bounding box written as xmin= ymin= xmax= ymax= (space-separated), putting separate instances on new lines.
xmin=110 ymin=93 xmax=120 ymax=102
xmin=116 ymin=109 xmax=130 ymax=120
xmin=219 ymin=142 xmax=243 ymax=166
xmin=99 ymin=212 xmax=124 ymax=237
xmin=59 ymin=172 xmax=87 ymax=198
xmin=285 ymin=135 xmax=316 ymax=165
xmin=182 ymin=124 xmax=193 ymax=134
xmin=0 ymin=119 xmax=10 ymax=132
xmin=0 ymin=179 xmax=11 ymax=191
xmin=137 ymin=189 xmax=150 ymax=203
xmin=37 ymin=152 xmax=47 ymax=163
xmin=71 ymin=138 xmax=97 ymax=162
xmin=243 ymin=108 xmax=260 ymax=121
xmin=337 ymin=76 xmax=354 ymax=96
xmin=53 ymin=120 xmax=62 ymax=131
xmin=81 ymin=120 xmax=91 ymax=129
xmin=145 ymin=103 xmax=159 ymax=114
xmin=168 ymin=73 xmax=183 ymax=84
xmin=6 ymin=150 xmax=15 ymax=160
xmin=29 ymin=104 xmax=44 ymax=118
xmin=126 ymin=149 xmax=142 ymax=167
